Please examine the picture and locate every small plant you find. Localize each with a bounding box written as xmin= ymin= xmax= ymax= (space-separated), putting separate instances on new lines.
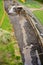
xmin=16 ymin=56 xmax=20 ymax=60
xmin=18 ymin=62 xmax=23 ymax=65
xmin=0 ymin=30 xmax=12 ymax=44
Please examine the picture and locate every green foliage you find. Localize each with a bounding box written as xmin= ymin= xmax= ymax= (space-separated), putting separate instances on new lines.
xmin=18 ymin=62 xmax=23 ymax=65
xmin=25 ymin=1 xmax=41 ymax=8
xmin=1 ymin=13 xmax=12 ymax=32
xmin=18 ymin=0 xmax=41 ymax=8
xmin=0 ymin=0 xmax=12 ymax=32
xmin=33 ymin=10 xmax=43 ymax=25
xmin=0 ymin=0 xmax=4 ymax=20
xmin=0 ymin=30 xmax=15 ymax=65
xmin=18 ymin=0 xmax=23 ymax=2
xmin=36 ymin=0 xmax=43 ymax=3
xmin=0 ymin=29 xmax=12 ymax=43
xmin=16 ymin=56 xmax=20 ymax=60
xmin=0 ymin=29 xmax=23 ymax=65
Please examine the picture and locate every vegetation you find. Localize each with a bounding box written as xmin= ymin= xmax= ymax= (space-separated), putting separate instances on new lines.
xmin=33 ymin=10 xmax=43 ymax=25
xmin=1 ymin=13 xmax=12 ymax=32
xmin=0 ymin=29 xmax=23 ymax=65
xmin=0 ymin=0 xmax=4 ymax=21
xmin=19 ymin=0 xmax=43 ymax=3
xmin=18 ymin=0 xmax=41 ymax=8
xmin=36 ymin=0 xmax=43 ymax=3
xmin=0 ymin=0 xmax=12 ymax=32
xmin=0 ymin=0 xmax=23 ymax=65
xmin=24 ymin=1 xmax=41 ymax=8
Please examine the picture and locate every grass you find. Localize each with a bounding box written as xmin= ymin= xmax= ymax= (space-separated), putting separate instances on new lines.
xmin=33 ymin=10 xmax=43 ymax=25
xmin=0 ymin=0 xmax=12 ymax=32
xmin=1 ymin=13 xmax=12 ymax=32
xmin=0 ymin=0 xmax=4 ymax=21
xmin=25 ymin=1 xmax=41 ymax=8
xmin=0 ymin=29 xmax=23 ymax=65
xmin=18 ymin=0 xmax=41 ymax=8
